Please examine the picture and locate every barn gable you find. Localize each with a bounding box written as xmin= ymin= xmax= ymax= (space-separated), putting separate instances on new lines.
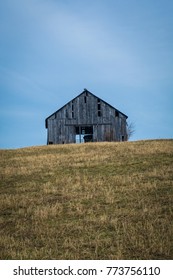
xmin=45 ymin=89 xmax=128 ymax=144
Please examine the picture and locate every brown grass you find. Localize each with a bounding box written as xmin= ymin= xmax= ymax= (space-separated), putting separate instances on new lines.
xmin=0 ymin=139 xmax=173 ymax=259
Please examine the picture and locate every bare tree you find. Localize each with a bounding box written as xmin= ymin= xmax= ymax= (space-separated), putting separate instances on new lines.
xmin=127 ymin=121 xmax=135 ymax=140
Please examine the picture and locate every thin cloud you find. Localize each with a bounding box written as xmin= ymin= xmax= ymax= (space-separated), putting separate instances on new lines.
xmin=2 ymin=0 xmax=169 ymax=90
xmin=4 ymin=0 xmax=146 ymax=87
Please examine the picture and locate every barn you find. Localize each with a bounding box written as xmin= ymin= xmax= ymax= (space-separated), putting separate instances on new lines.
xmin=45 ymin=89 xmax=128 ymax=144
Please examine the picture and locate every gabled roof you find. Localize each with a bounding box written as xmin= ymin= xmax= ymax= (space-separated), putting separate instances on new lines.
xmin=45 ymin=89 xmax=128 ymax=128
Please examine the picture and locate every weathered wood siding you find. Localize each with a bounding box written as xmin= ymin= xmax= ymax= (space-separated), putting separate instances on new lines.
xmin=46 ymin=90 xmax=128 ymax=144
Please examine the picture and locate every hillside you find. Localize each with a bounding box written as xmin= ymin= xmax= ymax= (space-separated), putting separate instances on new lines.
xmin=0 ymin=140 xmax=173 ymax=260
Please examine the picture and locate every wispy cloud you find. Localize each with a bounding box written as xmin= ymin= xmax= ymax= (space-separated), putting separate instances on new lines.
xmin=0 ymin=66 xmax=52 ymax=104
xmin=1 ymin=0 xmax=150 ymax=88
xmin=23 ymin=0 xmax=172 ymax=89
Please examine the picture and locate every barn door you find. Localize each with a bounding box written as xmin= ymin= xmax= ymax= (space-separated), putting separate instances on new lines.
xmin=75 ymin=126 xmax=93 ymax=143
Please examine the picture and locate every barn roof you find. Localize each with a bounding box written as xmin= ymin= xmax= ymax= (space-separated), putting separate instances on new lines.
xmin=45 ymin=89 xmax=128 ymax=128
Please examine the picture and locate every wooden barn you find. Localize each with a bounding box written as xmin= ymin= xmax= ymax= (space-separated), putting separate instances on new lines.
xmin=45 ymin=89 xmax=128 ymax=144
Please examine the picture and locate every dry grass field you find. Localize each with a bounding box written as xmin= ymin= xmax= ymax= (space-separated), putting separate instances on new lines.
xmin=0 ymin=140 xmax=173 ymax=260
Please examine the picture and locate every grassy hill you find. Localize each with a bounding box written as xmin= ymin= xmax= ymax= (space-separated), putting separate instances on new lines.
xmin=0 ymin=140 xmax=173 ymax=260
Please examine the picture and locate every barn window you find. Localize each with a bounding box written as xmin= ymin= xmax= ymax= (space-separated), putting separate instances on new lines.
xmin=97 ymin=98 xmax=101 ymax=117
xmin=115 ymin=110 xmax=119 ymax=117
xmin=66 ymin=109 xmax=69 ymax=118
xmin=122 ymin=136 xmax=125 ymax=141
xmin=84 ymin=92 xmax=88 ymax=103
xmin=72 ymin=101 xmax=74 ymax=118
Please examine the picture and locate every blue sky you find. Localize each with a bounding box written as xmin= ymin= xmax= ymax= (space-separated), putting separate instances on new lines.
xmin=0 ymin=0 xmax=173 ymax=148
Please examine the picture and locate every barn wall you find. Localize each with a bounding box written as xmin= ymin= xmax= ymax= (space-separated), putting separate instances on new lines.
xmin=46 ymin=91 xmax=128 ymax=144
